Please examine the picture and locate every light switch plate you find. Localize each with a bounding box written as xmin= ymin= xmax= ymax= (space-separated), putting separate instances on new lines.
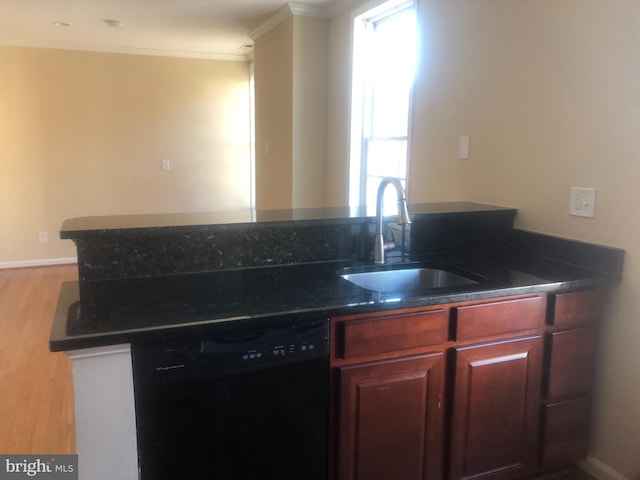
xmin=569 ymin=187 xmax=596 ymax=217
xmin=458 ymin=136 xmax=470 ymax=159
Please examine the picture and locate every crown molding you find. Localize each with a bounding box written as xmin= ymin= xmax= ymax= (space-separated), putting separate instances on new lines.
xmin=249 ymin=5 xmax=291 ymax=40
xmin=288 ymin=3 xmax=329 ymax=17
xmin=249 ymin=3 xmax=331 ymax=41
xmin=326 ymin=0 xmax=369 ymax=17
xmin=0 ymin=41 xmax=249 ymax=62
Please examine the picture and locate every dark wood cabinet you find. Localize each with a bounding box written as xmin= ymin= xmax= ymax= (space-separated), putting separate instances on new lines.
xmin=329 ymin=289 xmax=606 ymax=480
xmin=330 ymin=307 xmax=448 ymax=480
xmin=335 ymin=353 xmax=445 ymax=480
xmin=539 ymin=289 xmax=606 ymax=470
xmin=449 ymin=336 xmax=542 ymax=480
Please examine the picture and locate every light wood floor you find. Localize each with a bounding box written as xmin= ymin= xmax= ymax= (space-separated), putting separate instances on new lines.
xmin=0 ymin=264 xmax=78 ymax=454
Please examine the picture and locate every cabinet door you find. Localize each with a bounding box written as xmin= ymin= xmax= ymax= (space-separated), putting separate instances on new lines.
xmin=335 ymin=353 xmax=444 ymax=480
xmin=450 ymin=336 xmax=542 ymax=480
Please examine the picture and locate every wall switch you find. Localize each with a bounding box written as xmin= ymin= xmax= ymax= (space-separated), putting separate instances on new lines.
xmin=458 ymin=136 xmax=470 ymax=159
xmin=569 ymin=187 xmax=596 ymax=217
xmin=161 ymin=159 xmax=170 ymax=171
xmin=38 ymin=232 xmax=48 ymax=243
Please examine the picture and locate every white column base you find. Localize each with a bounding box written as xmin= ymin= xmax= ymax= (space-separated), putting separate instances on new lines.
xmin=66 ymin=344 xmax=139 ymax=480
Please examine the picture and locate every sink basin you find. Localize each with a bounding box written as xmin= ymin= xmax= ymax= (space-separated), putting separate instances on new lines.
xmin=339 ymin=264 xmax=478 ymax=292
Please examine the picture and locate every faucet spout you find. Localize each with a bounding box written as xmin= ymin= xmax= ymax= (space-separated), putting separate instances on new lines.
xmin=373 ymin=177 xmax=411 ymax=264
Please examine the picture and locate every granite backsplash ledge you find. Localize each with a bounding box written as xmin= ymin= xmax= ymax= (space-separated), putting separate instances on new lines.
xmin=510 ymin=229 xmax=625 ymax=277
xmin=61 ymin=202 xmax=519 ymax=282
xmin=73 ymin=222 xmax=367 ymax=281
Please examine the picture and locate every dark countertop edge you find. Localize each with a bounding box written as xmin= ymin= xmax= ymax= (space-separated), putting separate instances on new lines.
xmin=49 ymin=272 xmax=618 ymax=353
xmin=60 ymin=202 xmax=517 ymax=239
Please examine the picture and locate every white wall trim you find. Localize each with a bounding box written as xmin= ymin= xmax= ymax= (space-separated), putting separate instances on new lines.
xmin=0 ymin=41 xmax=249 ymax=61
xmin=579 ymin=456 xmax=629 ymax=480
xmin=327 ymin=0 xmax=370 ymax=17
xmin=288 ymin=3 xmax=330 ymax=17
xmin=67 ymin=344 xmax=138 ymax=480
xmin=249 ymin=3 xmax=330 ymax=41
xmin=249 ymin=5 xmax=292 ymax=40
xmin=0 ymin=257 xmax=77 ymax=270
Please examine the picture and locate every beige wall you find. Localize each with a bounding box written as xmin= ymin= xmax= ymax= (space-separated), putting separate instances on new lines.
xmin=253 ymin=14 xmax=329 ymax=210
xmin=0 ymin=47 xmax=251 ymax=264
xmin=254 ymin=17 xmax=294 ymax=210
xmin=325 ymin=9 xmax=352 ymax=207
xmin=328 ymin=0 xmax=639 ymax=478
xmin=292 ymin=15 xmax=329 ymax=209
xmin=411 ymin=1 xmax=640 ymax=477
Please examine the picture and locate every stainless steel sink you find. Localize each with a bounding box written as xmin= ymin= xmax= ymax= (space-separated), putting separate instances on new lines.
xmin=339 ymin=265 xmax=478 ymax=292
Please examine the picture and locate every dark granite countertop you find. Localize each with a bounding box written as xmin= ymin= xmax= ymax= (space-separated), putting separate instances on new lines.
xmin=50 ymin=202 xmax=625 ymax=352
xmin=50 ymin=249 xmax=621 ymax=352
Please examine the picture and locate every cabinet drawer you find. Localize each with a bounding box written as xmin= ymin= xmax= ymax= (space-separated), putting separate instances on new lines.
xmin=540 ymin=397 xmax=591 ymax=468
xmin=545 ymin=326 xmax=598 ymax=398
xmin=454 ymin=296 xmax=543 ymax=341
xmin=551 ymin=289 xmax=605 ymax=327
xmin=335 ymin=309 xmax=448 ymax=360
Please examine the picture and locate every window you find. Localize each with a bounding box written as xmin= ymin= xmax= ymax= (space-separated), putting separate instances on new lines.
xmin=349 ymin=0 xmax=417 ymax=214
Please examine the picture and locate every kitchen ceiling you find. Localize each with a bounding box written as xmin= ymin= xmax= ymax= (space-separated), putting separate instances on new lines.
xmin=0 ymin=0 xmax=347 ymax=60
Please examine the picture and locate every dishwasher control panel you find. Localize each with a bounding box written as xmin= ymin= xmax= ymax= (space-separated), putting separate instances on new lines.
xmin=133 ymin=319 xmax=329 ymax=378
xmin=243 ymin=339 xmax=319 ymax=361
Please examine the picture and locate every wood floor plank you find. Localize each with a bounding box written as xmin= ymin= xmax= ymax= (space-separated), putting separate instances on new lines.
xmin=0 ymin=264 xmax=78 ymax=454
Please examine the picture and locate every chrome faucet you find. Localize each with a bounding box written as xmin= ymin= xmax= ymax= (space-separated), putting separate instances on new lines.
xmin=373 ymin=177 xmax=411 ymax=264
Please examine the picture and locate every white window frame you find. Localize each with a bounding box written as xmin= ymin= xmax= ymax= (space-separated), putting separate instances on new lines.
xmin=349 ymin=0 xmax=417 ymax=211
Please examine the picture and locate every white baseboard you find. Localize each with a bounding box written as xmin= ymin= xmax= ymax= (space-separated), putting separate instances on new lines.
xmin=579 ymin=456 xmax=628 ymax=480
xmin=0 ymin=257 xmax=77 ymax=269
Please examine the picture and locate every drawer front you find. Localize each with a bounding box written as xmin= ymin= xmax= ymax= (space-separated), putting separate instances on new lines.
xmin=455 ymin=296 xmax=544 ymax=341
xmin=540 ymin=397 xmax=591 ymax=468
xmin=336 ymin=309 xmax=448 ymax=360
xmin=545 ymin=326 xmax=598 ymax=398
xmin=551 ymin=289 xmax=605 ymax=327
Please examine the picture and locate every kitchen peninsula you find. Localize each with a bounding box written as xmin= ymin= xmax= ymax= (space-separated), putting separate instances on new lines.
xmin=51 ymin=202 xmax=624 ymax=480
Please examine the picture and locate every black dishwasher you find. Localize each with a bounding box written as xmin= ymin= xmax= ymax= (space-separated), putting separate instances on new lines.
xmin=131 ymin=318 xmax=329 ymax=480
